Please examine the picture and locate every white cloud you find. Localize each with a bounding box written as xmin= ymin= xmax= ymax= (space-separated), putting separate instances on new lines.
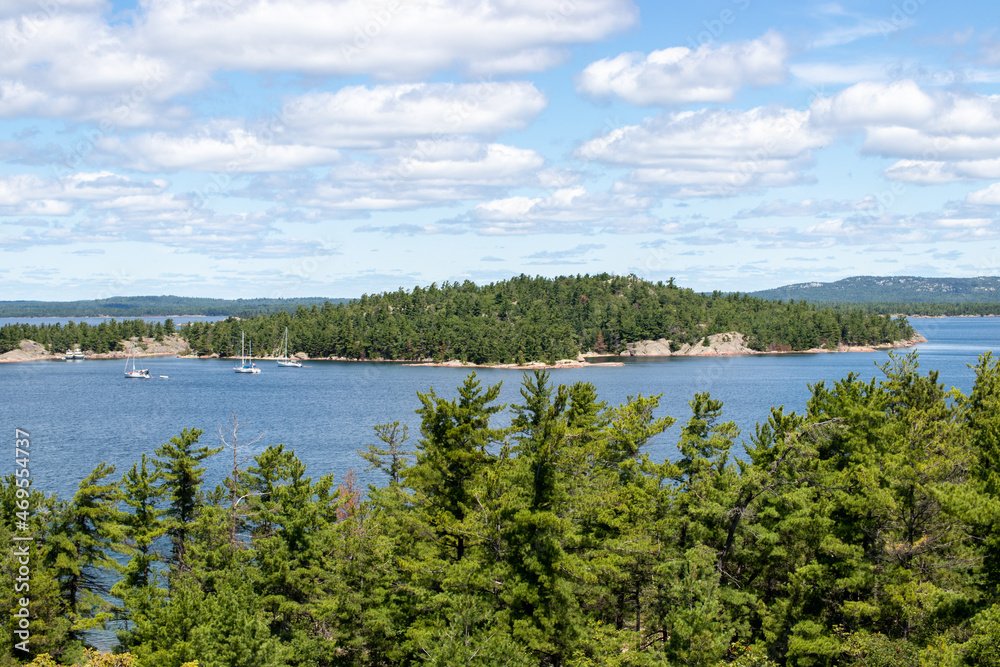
xmin=288 ymin=141 xmax=546 ymax=213
xmin=449 ymin=186 xmax=667 ymax=234
xmin=97 ymin=130 xmax=342 ymax=172
xmin=883 ymin=158 xmax=1000 ymax=184
xmin=967 ymin=183 xmax=1000 ymax=206
xmin=73 ymin=206 xmax=336 ymax=258
xmin=0 ymin=171 xmax=167 ymax=215
xmin=809 ymin=81 xmax=1000 ymax=182
xmin=810 ymin=80 xmax=937 ymax=128
xmin=577 ymin=106 xmax=829 ymax=197
xmin=137 ymin=0 xmax=637 ymax=78
xmin=0 ymin=0 xmax=618 ymax=126
xmin=577 ymin=31 xmax=786 ymax=106
xmin=737 ymin=197 xmax=878 ymax=218
xmin=280 ymin=82 xmax=547 ymax=148
xmin=95 ymin=82 xmax=546 ymax=172
xmin=1 ymin=9 xmax=204 ymax=125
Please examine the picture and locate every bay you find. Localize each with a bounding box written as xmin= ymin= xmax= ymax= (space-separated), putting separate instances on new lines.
xmin=1 ymin=317 xmax=996 ymax=500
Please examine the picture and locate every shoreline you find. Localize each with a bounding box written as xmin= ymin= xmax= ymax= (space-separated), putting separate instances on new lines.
xmin=0 ymin=334 xmax=927 ymax=367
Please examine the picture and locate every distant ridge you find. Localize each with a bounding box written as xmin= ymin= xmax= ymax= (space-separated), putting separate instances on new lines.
xmin=0 ymin=295 xmax=350 ymax=318
xmin=750 ymin=276 xmax=1000 ymax=303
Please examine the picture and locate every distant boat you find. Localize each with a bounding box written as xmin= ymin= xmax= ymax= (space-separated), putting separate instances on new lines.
xmin=124 ymin=340 xmax=151 ymax=379
xmin=276 ymin=328 xmax=302 ymax=368
xmin=73 ymin=349 xmax=85 ymax=359
xmin=65 ymin=349 xmax=74 ymax=360
xmin=234 ymin=331 xmax=261 ymax=374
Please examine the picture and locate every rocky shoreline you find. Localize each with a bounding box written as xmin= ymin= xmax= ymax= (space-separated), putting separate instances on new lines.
xmin=401 ymin=358 xmax=625 ymax=369
xmin=0 ymin=335 xmax=190 ymax=363
xmin=0 ymin=331 xmax=928 ymax=367
xmin=620 ymin=331 xmax=927 ymax=358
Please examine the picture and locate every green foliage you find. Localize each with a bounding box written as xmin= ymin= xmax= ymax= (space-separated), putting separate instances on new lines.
xmin=157 ymin=274 xmax=915 ymax=365
xmin=153 ymin=428 xmax=221 ymax=565
xmin=750 ymin=275 xmax=1000 ymax=304
xmin=15 ymin=352 xmax=1000 ymax=666
xmin=0 ymin=296 xmax=343 ymax=318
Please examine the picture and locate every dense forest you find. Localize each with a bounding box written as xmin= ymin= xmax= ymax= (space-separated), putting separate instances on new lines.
xmin=0 ymin=297 xmax=344 ymax=319
xmin=0 ymin=320 xmax=177 ymax=356
xmin=177 ymin=274 xmax=916 ymax=364
xmin=3 ymin=352 xmax=1000 ymax=666
xmin=750 ymin=275 xmax=1000 ymax=304
xmin=0 ymin=275 xmax=933 ymax=364
xmin=813 ymin=302 xmax=1000 ymax=317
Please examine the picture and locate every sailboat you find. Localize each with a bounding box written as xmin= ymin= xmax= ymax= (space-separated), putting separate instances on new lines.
xmin=276 ymin=327 xmax=302 ymax=368
xmin=124 ymin=340 xmax=151 ymax=379
xmin=234 ymin=331 xmax=261 ymax=374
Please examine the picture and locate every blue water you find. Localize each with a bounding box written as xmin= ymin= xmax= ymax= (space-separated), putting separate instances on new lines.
xmin=1 ymin=317 xmax=996 ymax=500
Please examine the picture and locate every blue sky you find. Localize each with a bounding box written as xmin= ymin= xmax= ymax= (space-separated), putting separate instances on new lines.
xmin=1 ymin=0 xmax=998 ymax=299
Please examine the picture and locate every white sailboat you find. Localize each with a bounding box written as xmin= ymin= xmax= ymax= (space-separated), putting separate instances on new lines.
xmin=234 ymin=331 xmax=261 ymax=374
xmin=124 ymin=340 xmax=151 ymax=379
xmin=276 ymin=327 xmax=302 ymax=368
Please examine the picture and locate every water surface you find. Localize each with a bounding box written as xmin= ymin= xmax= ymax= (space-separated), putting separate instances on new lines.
xmin=1 ymin=317 xmax=995 ymax=499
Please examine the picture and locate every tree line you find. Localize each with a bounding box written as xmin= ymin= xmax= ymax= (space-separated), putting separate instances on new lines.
xmin=3 ymin=351 xmax=999 ymax=666
xmin=0 ymin=297 xmax=343 ymax=319
xmin=180 ymin=274 xmax=917 ymax=364
xmin=814 ymin=302 xmax=1000 ymax=317
xmin=0 ymin=320 xmax=175 ymax=356
xmin=749 ymin=275 xmax=1000 ymax=304
xmin=0 ymin=275 xmax=921 ymax=363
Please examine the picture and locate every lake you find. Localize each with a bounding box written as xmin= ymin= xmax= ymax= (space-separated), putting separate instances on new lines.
xmin=2 ymin=316 xmax=996 ymax=500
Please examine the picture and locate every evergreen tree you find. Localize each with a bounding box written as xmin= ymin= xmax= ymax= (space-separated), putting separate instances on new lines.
xmin=153 ymin=428 xmax=221 ymax=565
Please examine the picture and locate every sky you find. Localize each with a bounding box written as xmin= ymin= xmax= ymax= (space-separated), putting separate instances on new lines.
xmin=1 ymin=0 xmax=999 ymax=300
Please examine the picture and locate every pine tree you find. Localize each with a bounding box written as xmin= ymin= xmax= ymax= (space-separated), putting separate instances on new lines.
xmin=153 ymin=428 xmax=221 ymax=565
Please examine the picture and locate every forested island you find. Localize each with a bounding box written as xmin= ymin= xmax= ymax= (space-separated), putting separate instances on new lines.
xmin=3 ymin=352 xmax=1000 ymax=666
xmin=177 ymin=274 xmax=918 ymax=364
xmin=0 ymin=274 xmax=928 ymax=365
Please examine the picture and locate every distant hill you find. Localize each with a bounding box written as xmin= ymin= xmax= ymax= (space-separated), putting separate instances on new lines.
xmin=750 ymin=276 xmax=1000 ymax=304
xmin=0 ymin=295 xmax=351 ymax=318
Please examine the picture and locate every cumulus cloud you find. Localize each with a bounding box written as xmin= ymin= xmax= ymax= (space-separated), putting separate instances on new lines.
xmin=0 ymin=171 xmax=167 ymax=216
xmin=1 ymin=7 xmax=205 ymax=125
xmin=577 ymin=106 xmax=829 ymax=197
xmin=251 ymin=140 xmax=549 ymax=215
xmin=74 ymin=205 xmax=337 ymax=258
xmin=136 ymin=0 xmax=637 ymax=78
xmin=811 ymin=80 xmax=1000 ymax=182
xmin=94 ymin=82 xmax=546 ymax=173
xmin=1 ymin=0 xmax=624 ymax=127
xmin=96 ymin=130 xmax=342 ymax=173
xmin=967 ymin=183 xmax=1000 ymax=206
xmin=280 ymin=82 xmax=547 ymax=148
xmin=810 ymin=80 xmax=938 ymax=128
xmin=441 ymin=186 xmax=675 ymax=235
xmin=577 ymin=31 xmax=786 ymax=106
